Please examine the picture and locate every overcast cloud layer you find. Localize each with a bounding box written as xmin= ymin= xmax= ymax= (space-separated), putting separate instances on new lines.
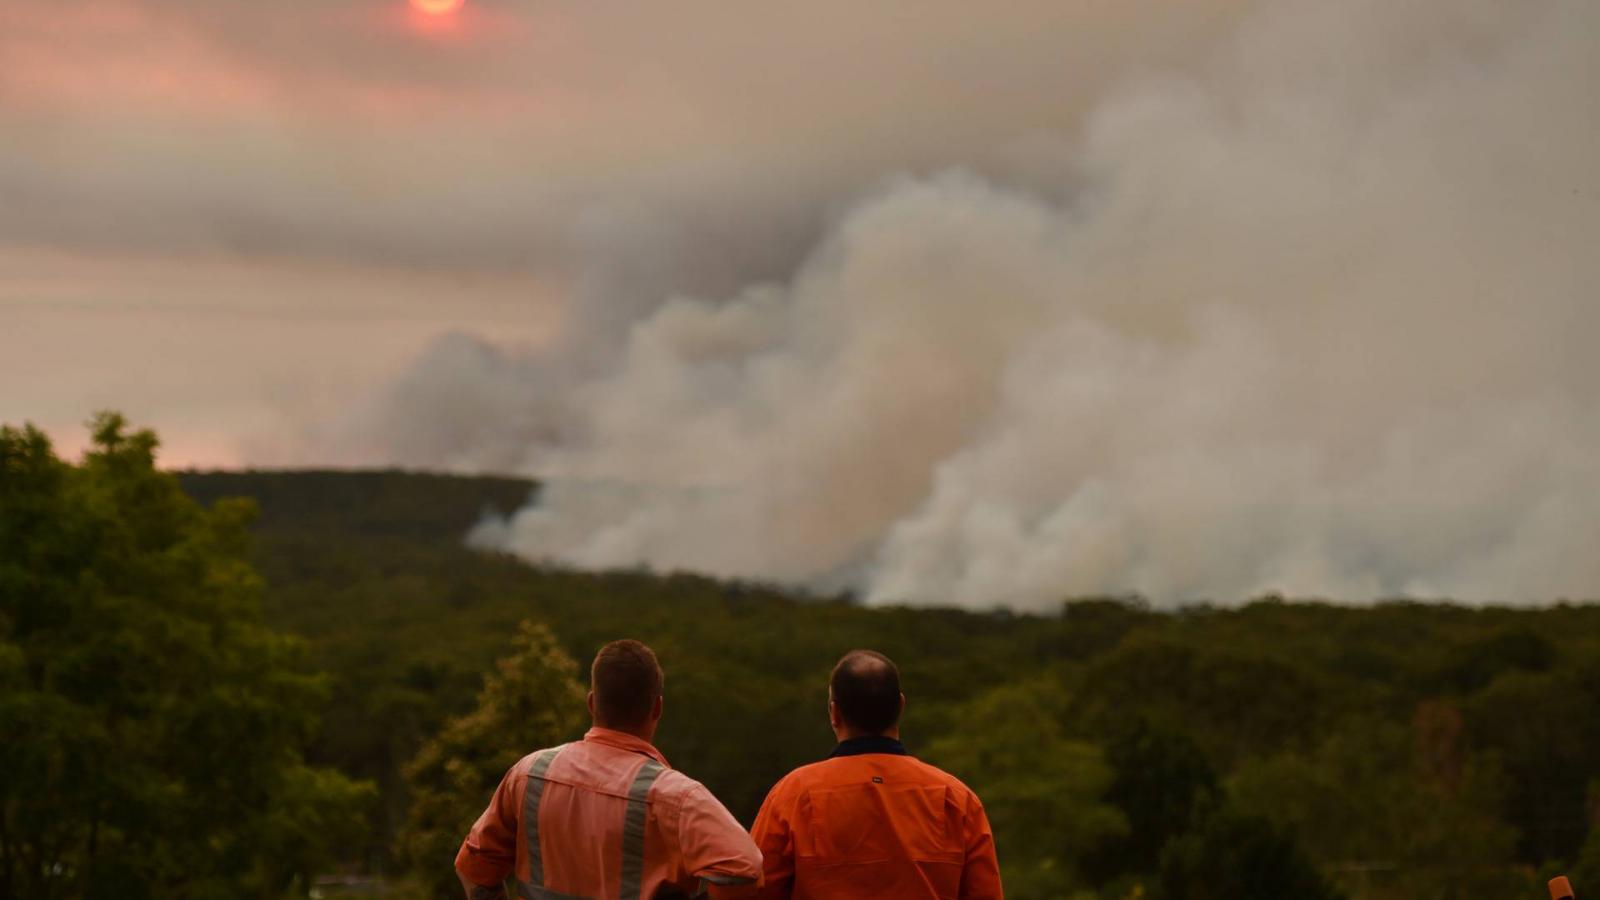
xmin=4 ymin=0 xmax=1596 ymax=606
xmin=2 ymin=0 xmax=1243 ymax=461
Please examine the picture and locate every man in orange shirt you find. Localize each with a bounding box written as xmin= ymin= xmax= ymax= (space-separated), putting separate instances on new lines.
xmin=456 ymin=640 xmax=762 ymax=900
xmin=750 ymin=650 xmax=1003 ymax=900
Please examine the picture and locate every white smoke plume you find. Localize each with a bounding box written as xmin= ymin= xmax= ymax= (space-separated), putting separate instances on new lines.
xmin=451 ymin=0 xmax=1599 ymax=608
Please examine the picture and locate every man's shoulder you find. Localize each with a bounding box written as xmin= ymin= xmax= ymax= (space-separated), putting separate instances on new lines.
xmin=751 ymin=758 xmax=830 ymax=808
xmin=648 ymin=768 xmax=750 ymax=840
xmin=515 ymin=743 xmax=570 ymax=769
xmin=767 ymin=755 xmax=986 ymax=815
xmin=771 ymin=754 xmax=970 ymax=790
xmin=649 ymin=766 xmax=717 ymax=808
xmin=826 ymin=752 xmax=978 ymax=793
xmin=903 ymin=756 xmax=984 ymax=804
xmin=774 ymin=757 xmax=844 ymax=789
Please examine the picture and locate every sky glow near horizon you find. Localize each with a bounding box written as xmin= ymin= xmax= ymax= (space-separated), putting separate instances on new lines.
xmin=2 ymin=0 xmax=1596 ymax=606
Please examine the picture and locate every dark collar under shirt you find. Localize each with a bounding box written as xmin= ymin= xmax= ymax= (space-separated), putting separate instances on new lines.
xmin=827 ymin=735 xmax=910 ymax=758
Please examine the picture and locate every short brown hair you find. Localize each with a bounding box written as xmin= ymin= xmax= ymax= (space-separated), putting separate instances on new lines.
xmin=830 ymin=650 xmax=902 ymax=733
xmin=591 ymin=640 xmax=664 ymax=728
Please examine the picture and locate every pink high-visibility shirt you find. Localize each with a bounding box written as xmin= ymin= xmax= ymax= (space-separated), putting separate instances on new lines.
xmin=456 ymin=727 xmax=762 ymax=900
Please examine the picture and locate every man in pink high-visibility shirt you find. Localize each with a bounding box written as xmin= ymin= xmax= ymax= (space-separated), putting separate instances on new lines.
xmin=456 ymin=640 xmax=762 ymax=900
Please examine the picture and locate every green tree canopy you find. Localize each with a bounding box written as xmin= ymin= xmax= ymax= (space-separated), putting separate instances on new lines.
xmin=1228 ymin=713 xmax=1518 ymax=900
xmin=399 ymin=619 xmax=586 ymax=897
xmin=1088 ymin=719 xmax=1220 ymax=889
xmin=1159 ymin=809 xmax=1343 ymax=900
xmin=158 ymin=466 xmax=1600 ymax=895
xmin=925 ymin=679 xmax=1128 ymax=899
xmin=1069 ymin=639 xmax=1336 ymax=769
xmin=0 ymin=415 xmax=371 ymax=900
xmin=1570 ymin=792 xmax=1600 ymax=900
xmin=1465 ymin=666 xmax=1600 ymax=864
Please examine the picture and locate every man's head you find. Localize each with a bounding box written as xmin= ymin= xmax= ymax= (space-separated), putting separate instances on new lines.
xmin=828 ymin=649 xmax=905 ymax=739
xmin=588 ymin=639 xmax=665 ymax=740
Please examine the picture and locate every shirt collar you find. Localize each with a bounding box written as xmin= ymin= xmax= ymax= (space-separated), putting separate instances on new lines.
xmin=828 ymin=735 xmax=910 ymax=758
xmin=583 ymin=726 xmax=671 ymax=767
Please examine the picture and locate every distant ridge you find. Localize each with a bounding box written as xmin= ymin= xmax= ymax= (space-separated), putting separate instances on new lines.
xmin=177 ymin=469 xmax=536 ymax=542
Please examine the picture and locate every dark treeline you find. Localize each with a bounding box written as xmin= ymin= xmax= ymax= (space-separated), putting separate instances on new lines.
xmin=5 ymin=420 xmax=1600 ymax=899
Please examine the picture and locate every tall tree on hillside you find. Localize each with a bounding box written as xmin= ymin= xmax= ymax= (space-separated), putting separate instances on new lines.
xmin=0 ymin=415 xmax=372 ymax=900
xmin=1159 ymin=809 xmax=1343 ymax=900
xmin=1571 ymin=787 xmax=1600 ymax=899
xmin=399 ymin=619 xmax=586 ymax=897
xmin=925 ymin=679 xmax=1128 ymax=900
xmin=1465 ymin=666 xmax=1600 ymax=865
xmin=1228 ymin=715 xmax=1519 ymax=899
xmin=1088 ymin=719 xmax=1221 ymax=887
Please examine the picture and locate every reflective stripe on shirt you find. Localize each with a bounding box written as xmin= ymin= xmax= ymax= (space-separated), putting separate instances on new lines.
xmin=619 ymin=759 xmax=667 ymax=900
xmin=520 ymin=750 xmax=674 ymax=900
xmin=522 ymin=746 xmax=565 ymax=890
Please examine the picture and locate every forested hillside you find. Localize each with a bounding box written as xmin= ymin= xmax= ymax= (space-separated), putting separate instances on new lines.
xmin=173 ymin=470 xmax=1600 ymax=900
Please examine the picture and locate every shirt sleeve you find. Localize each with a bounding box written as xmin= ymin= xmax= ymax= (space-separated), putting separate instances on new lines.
xmin=455 ymin=759 xmax=524 ymax=888
xmin=958 ymin=793 xmax=1004 ymax=900
xmin=749 ymin=780 xmax=795 ymax=900
xmin=676 ymin=782 xmax=764 ymax=899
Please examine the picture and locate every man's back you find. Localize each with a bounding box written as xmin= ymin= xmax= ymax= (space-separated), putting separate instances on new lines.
xmin=750 ymin=738 xmax=1002 ymax=900
xmin=458 ymin=727 xmax=761 ymax=899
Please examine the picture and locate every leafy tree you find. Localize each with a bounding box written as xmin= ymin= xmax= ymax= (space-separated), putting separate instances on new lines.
xmin=1089 ymin=719 xmax=1220 ymax=887
xmin=1437 ymin=628 xmax=1553 ymax=694
xmin=399 ymin=619 xmax=586 ymax=897
xmin=1159 ymin=809 xmax=1342 ymax=900
xmin=925 ymin=679 xmax=1127 ymax=900
xmin=1070 ymin=639 xmax=1334 ymax=769
xmin=0 ymin=416 xmax=372 ymax=899
xmin=1465 ymin=668 xmax=1600 ymax=863
xmin=1044 ymin=598 xmax=1155 ymax=660
xmin=1228 ymin=715 xmax=1517 ymax=900
xmin=1571 ymin=788 xmax=1600 ymax=900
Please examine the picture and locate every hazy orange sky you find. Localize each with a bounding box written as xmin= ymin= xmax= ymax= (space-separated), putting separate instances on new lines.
xmin=0 ymin=0 xmax=1249 ymax=467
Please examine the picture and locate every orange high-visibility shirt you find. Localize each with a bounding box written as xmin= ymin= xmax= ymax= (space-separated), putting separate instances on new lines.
xmin=750 ymin=737 xmax=1003 ymax=900
xmin=456 ymin=727 xmax=763 ymax=899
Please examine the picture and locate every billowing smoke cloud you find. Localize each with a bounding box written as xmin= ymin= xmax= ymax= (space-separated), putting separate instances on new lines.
xmin=7 ymin=0 xmax=1595 ymax=606
xmin=457 ymin=0 xmax=1600 ymax=608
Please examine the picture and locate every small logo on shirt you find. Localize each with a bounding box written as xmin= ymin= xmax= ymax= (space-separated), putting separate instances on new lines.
xmin=871 ymin=776 xmax=884 ymax=783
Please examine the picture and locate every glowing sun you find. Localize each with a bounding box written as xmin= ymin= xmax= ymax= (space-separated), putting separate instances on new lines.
xmin=410 ymin=0 xmax=464 ymax=16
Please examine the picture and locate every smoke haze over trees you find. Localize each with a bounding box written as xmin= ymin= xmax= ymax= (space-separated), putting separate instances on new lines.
xmin=458 ymin=0 xmax=1600 ymax=608
xmin=6 ymin=1 xmax=1593 ymax=602
xmin=5 ymin=0 xmax=1596 ymax=607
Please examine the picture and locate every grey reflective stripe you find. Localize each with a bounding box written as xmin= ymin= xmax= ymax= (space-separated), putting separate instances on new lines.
xmin=618 ymin=759 xmax=666 ymax=900
xmin=522 ymin=747 xmax=565 ymax=891
xmin=696 ymin=874 xmax=758 ymax=896
xmin=519 ymin=749 xmax=666 ymax=900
